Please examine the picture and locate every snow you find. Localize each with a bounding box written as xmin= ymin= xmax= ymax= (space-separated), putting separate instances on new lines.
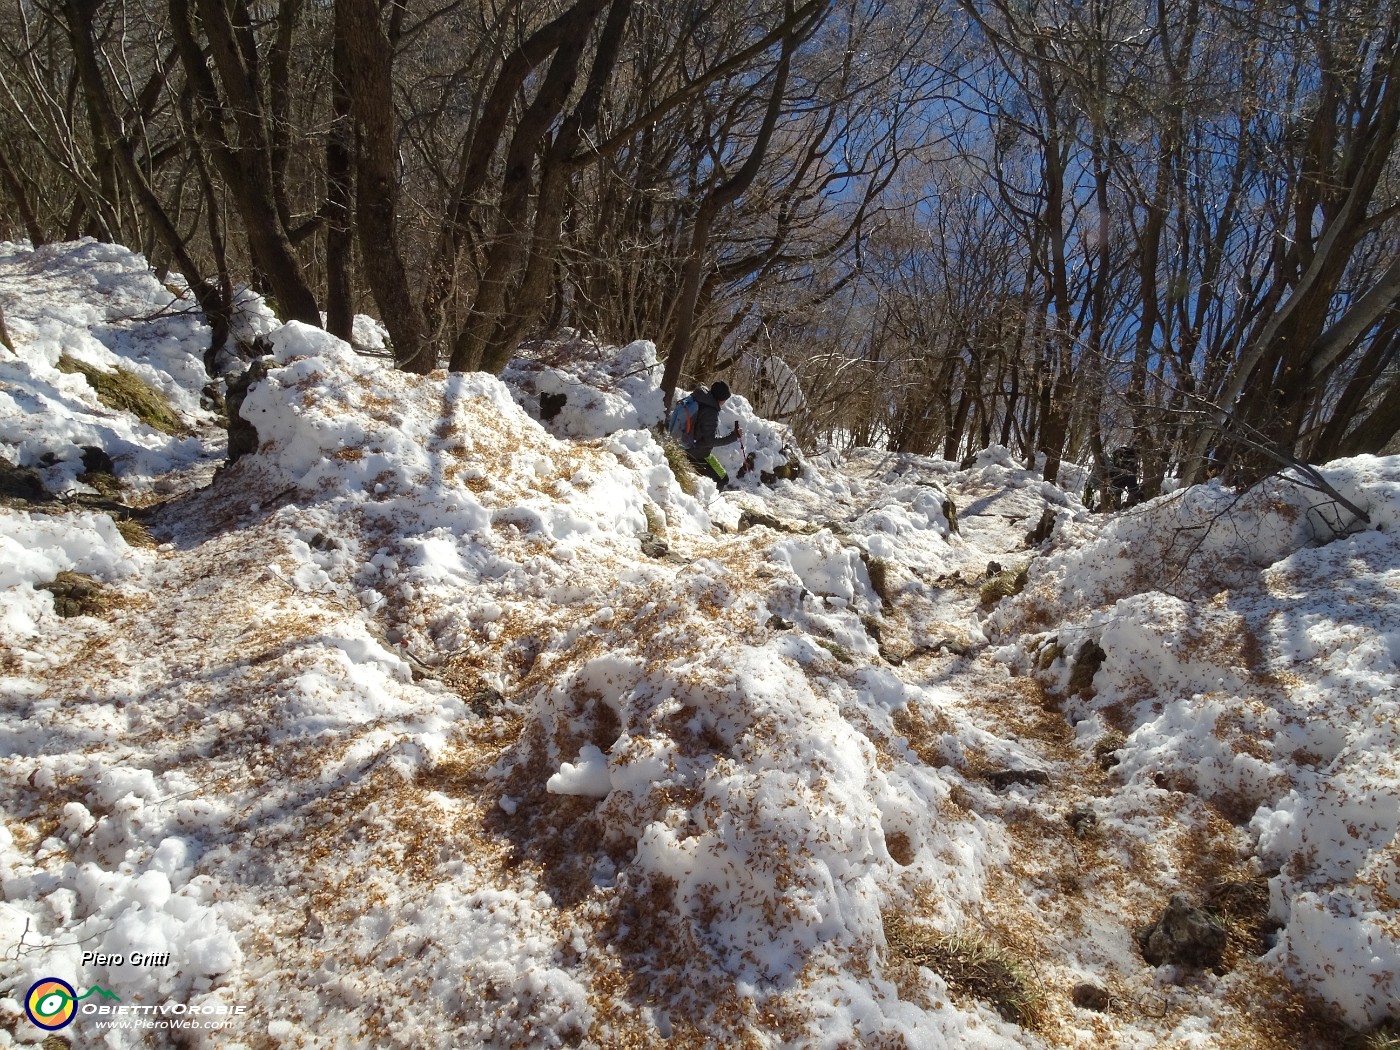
xmin=995 ymin=462 xmax=1400 ymax=1029
xmin=0 ymin=240 xmax=1395 ymax=1048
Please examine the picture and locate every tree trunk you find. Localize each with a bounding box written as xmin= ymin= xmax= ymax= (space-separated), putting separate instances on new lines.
xmin=336 ymin=0 xmax=432 ymax=370
xmin=661 ymin=29 xmax=797 ymax=406
xmin=67 ymin=0 xmax=231 ymax=367
xmin=0 ymin=151 xmax=47 ymax=245
xmin=1333 ymin=367 xmax=1400 ymax=457
xmin=0 ymin=301 xmax=14 ymax=353
xmin=324 ymin=21 xmax=355 ymax=343
xmin=169 ymin=0 xmax=321 ymax=328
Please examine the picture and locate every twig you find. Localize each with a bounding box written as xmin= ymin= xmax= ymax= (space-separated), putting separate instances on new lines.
xmin=7 ymin=917 xmax=115 ymax=960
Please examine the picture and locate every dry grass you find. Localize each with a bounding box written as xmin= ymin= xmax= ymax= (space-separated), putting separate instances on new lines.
xmin=884 ymin=913 xmax=1043 ymax=1027
xmin=642 ymin=501 xmax=665 ymax=536
xmin=57 ymin=354 xmax=185 ymax=435
xmin=114 ymin=516 xmax=157 ymax=547
xmin=1352 ymin=1021 xmax=1400 ymax=1050
xmin=659 ymin=435 xmax=699 ymax=496
xmin=81 ymin=469 xmax=123 ymax=499
xmin=1206 ymin=876 xmax=1278 ymax=968
xmin=867 ymin=555 xmax=894 ymax=605
xmin=891 ymin=701 xmax=956 ymax=768
xmin=1093 ymin=729 xmax=1127 ymax=768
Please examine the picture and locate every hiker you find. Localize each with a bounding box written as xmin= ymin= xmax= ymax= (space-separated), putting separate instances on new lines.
xmin=668 ymin=381 xmax=743 ymax=490
xmin=1108 ymin=445 xmax=1142 ymax=509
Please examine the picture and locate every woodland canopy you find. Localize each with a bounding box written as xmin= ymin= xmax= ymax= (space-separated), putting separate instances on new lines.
xmin=2 ymin=0 xmax=1398 ymax=493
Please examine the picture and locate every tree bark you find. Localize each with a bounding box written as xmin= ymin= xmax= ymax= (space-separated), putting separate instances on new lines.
xmin=0 ymin=150 xmax=46 ymax=245
xmin=0 ymin=301 xmax=14 ymax=353
xmin=660 ymin=27 xmax=799 ymax=406
xmin=169 ymin=0 xmax=321 ymax=327
xmin=67 ymin=0 xmax=231 ymax=366
xmin=324 ymin=18 xmax=355 ymax=343
xmin=336 ymin=0 xmax=433 ymax=371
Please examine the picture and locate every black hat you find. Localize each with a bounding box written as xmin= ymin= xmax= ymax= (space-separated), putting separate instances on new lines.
xmin=710 ymin=381 xmax=731 ymax=402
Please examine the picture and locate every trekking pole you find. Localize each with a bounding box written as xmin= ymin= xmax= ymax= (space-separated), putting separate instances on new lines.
xmin=737 ymin=426 xmax=751 ymax=478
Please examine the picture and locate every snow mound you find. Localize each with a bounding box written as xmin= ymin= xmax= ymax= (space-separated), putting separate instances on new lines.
xmin=492 ymin=600 xmax=1004 ymax=1039
xmin=240 ymin=322 xmax=712 ymax=544
xmin=501 ymin=337 xmax=802 ymax=493
xmin=502 ymin=333 xmax=666 ymax=439
xmin=9 ymin=239 xmax=1396 ymax=1047
xmin=0 ymin=240 xmax=216 ymax=493
xmin=996 ymin=456 xmax=1400 ymax=1026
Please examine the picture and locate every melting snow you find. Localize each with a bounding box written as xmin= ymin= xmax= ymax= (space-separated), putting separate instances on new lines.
xmin=0 ymin=239 xmax=1395 ymax=1048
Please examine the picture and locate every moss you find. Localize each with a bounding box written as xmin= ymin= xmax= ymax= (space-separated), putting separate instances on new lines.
xmin=816 ymin=639 xmax=855 ymax=665
xmin=979 ymin=563 xmax=1029 ymax=609
xmin=1093 ymin=729 xmax=1127 ymax=769
xmin=58 ymin=355 xmax=185 ymax=435
xmin=40 ymin=571 xmax=107 ymax=617
xmin=885 ymin=915 xmax=1042 ymax=1027
xmin=1036 ymin=641 xmax=1065 ymax=670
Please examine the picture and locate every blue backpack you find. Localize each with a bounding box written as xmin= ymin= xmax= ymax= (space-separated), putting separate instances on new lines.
xmin=667 ymin=395 xmax=701 ymax=449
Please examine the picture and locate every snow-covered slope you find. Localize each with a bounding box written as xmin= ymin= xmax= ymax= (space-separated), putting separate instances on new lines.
xmin=994 ymin=467 xmax=1400 ymax=1029
xmin=0 ymin=241 xmax=1395 ymax=1050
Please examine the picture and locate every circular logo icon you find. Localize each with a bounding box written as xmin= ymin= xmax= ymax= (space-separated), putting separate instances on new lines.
xmin=25 ymin=978 xmax=77 ymax=1030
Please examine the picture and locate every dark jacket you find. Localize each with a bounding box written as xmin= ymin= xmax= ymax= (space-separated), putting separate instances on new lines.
xmin=1108 ymin=445 xmax=1139 ymax=485
xmin=687 ymin=386 xmax=739 ymax=457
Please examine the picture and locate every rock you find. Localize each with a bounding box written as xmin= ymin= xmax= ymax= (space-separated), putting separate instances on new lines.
xmin=879 ymin=641 xmax=910 ymax=665
xmin=861 ymin=614 xmax=883 ymax=642
xmin=766 ymin=614 xmax=794 ymax=631
xmin=78 ymin=445 xmax=121 ymax=499
xmin=469 ymin=686 xmax=504 ymax=718
xmin=539 ymin=391 xmax=567 ymax=422
xmin=0 ymin=455 xmax=52 ymax=504
xmin=1025 ymin=506 xmax=1057 ymax=547
xmin=80 ymin=445 xmax=115 ymax=475
xmin=738 ymin=508 xmax=804 ymax=533
xmin=201 ymin=379 xmax=227 ymax=414
xmin=225 ymin=356 xmax=271 ymax=464
xmin=987 ymin=768 xmax=1050 ymax=790
xmin=1070 ymin=982 xmax=1111 ymax=1012
xmin=758 ymin=445 xmax=804 ymax=485
xmin=1066 ymin=806 xmax=1098 ymax=838
xmin=41 ymin=571 xmax=107 ymax=618
xmin=1137 ymin=894 xmax=1227 ymax=970
xmin=639 ymin=533 xmax=669 ymax=559
xmin=1067 ymin=639 xmax=1106 ymax=697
